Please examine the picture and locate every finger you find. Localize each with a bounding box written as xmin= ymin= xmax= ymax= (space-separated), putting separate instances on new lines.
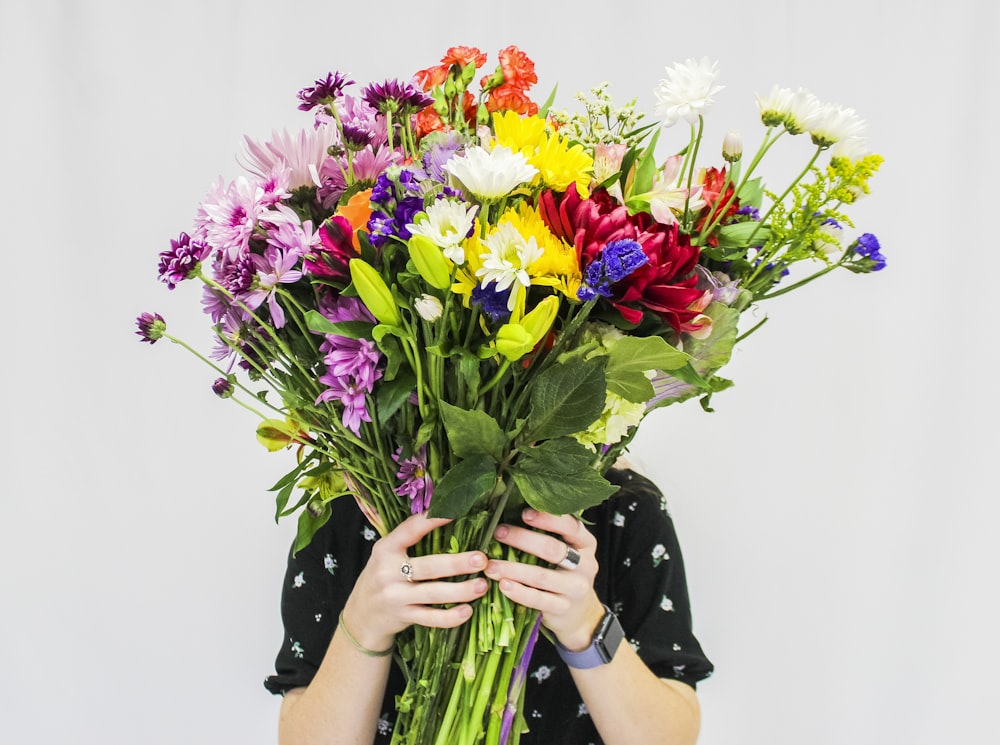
xmin=494 ymin=524 xmax=569 ymax=566
xmin=521 ymin=509 xmax=595 ymax=549
xmin=409 ymin=550 xmax=487 ymax=582
xmin=402 ymin=603 xmax=475 ymax=629
xmin=485 ymin=558 xmax=592 ymax=596
xmin=381 ymin=513 xmax=453 ymax=551
xmin=492 ymin=576 xmax=573 ymax=617
xmin=406 ymin=577 xmax=489 ymax=606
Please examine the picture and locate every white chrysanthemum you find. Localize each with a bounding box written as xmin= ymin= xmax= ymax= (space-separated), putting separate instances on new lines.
xmin=413 ymin=294 xmax=443 ymax=322
xmin=830 ymin=136 xmax=870 ymax=163
xmin=808 ymin=103 xmax=866 ymax=148
xmin=653 ymin=57 xmax=724 ymax=127
xmin=814 ymin=217 xmax=843 ymax=256
xmin=442 ymin=145 xmax=538 ymax=201
xmin=476 ymin=221 xmax=544 ymax=309
xmin=782 ymin=88 xmax=822 ymax=135
xmin=406 ymin=199 xmax=479 ymax=265
xmin=755 ymin=85 xmax=796 ymax=127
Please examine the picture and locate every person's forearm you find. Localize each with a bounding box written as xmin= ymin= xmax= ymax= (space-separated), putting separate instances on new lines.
xmin=572 ymin=644 xmax=701 ymax=745
xmin=278 ymin=627 xmax=393 ymax=745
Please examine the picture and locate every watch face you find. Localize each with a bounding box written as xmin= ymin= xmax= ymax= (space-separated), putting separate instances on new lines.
xmin=597 ymin=611 xmax=625 ymax=663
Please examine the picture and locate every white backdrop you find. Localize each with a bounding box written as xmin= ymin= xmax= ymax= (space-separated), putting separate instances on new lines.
xmin=2 ymin=1 xmax=998 ymax=743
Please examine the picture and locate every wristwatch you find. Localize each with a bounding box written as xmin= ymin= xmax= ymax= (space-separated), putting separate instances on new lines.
xmin=554 ymin=605 xmax=625 ymax=669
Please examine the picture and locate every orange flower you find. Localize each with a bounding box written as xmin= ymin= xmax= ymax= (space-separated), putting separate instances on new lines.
xmin=497 ymin=45 xmax=537 ymax=90
xmin=486 ymin=84 xmax=538 ymax=116
xmin=336 ymin=189 xmax=373 ymax=250
xmin=414 ymin=64 xmax=449 ymax=90
xmin=415 ymin=106 xmax=446 ymax=138
xmin=442 ymin=45 xmax=486 ymax=68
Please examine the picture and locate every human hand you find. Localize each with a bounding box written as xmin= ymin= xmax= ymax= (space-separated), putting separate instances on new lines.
xmin=340 ymin=514 xmax=489 ymax=653
xmin=487 ymin=508 xmax=606 ymax=652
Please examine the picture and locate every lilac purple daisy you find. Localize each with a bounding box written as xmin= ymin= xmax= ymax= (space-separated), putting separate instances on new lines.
xmin=157 ymin=232 xmax=211 ymax=290
xmin=393 ymin=445 xmax=433 ymax=513
xmin=135 ymin=312 xmax=166 ymax=344
xmin=297 ymin=71 xmax=354 ymax=112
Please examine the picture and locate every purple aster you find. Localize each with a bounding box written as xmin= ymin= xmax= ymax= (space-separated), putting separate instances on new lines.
xmin=135 ymin=312 xmax=166 ymax=344
xmin=361 ymin=79 xmax=434 ymax=115
xmin=341 ymin=123 xmax=373 ymax=151
xmin=317 ymin=146 xmax=399 ymax=209
xmin=297 ymin=71 xmax=354 ymax=112
xmin=366 ymin=211 xmax=395 ymax=249
xmin=315 ymin=375 xmax=372 ymax=435
xmin=733 ymin=204 xmax=760 ymax=222
xmin=196 ymin=176 xmax=267 ymax=260
xmin=393 ymin=445 xmax=433 ymax=514
xmin=471 ymin=283 xmax=512 ymax=322
xmin=322 ymin=336 xmax=382 ymax=391
xmin=850 ymin=233 xmax=886 ymax=271
xmin=157 ymin=232 xmax=211 ymax=290
xmin=317 ymin=292 xmax=376 ymax=326
xmin=422 ymin=131 xmax=468 ymax=184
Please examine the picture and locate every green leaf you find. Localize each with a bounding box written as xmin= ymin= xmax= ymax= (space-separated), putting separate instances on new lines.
xmin=525 ymin=357 xmax=607 ymax=441
xmin=292 ymin=501 xmax=332 ymax=556
xmin=737 ymin=177 xmax=764 ymax=208
xmin=458 ymin=350 xmax=481 ymax=403
xmin=376 ymin=371 xmax=417 ymax=425
xmin=304 ymin=310 xmax=374 ymax=339
xmin=630 ymin=129 xmax=661 ymax=197
xmin=537 ymin=83 xmax=559 ymax=118
xmin=278 ymin=489 xmax=312 ymax=521
xmin=607 ymin=336 xmax=689 ymax=375
xmin=606 ymin=371 xmax=654 ymax=403
xmin=273 ymin=481 xmax=297 ymax=523
xmin=428 ymin=455 xmax=498 ymax=519
xmin=438 ymin=401 xmax=507 ymax=461
xmin=511 ymin=441 xmax=618 ymax=514
xmin=717 ymin=220 xmax=771 ymax=249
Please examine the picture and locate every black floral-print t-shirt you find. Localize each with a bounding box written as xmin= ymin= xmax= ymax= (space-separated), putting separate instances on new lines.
xmin=264 ymin=469 xmax=714 ymax=744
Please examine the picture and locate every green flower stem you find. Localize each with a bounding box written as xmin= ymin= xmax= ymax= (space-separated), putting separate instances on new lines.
xmin=744 ymin=145 xmax=825 ymax=285
xmin=478 ymin=359 xmax=512 ymax=399
xmin=200 ymin=274 xmax=321 ymax=397
xmin=734 ymin=315 xmax=769 ymax=345
xmin=698 ymin=128 xmax=782 ymax=240
xmin=275 ymin=288 xmax=321 ymax=356
xmin=755 ymin=257 xmax=842 ymax=301
xmin=681 ymin=117 xmax=705 ymax=229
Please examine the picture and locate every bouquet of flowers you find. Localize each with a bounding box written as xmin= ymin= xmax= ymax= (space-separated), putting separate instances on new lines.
xmin=137 ymin=45 xmax=884 ymax=745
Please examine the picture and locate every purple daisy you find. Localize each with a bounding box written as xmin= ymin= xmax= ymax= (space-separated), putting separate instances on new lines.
xmin=157 ymin=232 xmax=211 ymax=290
xmin=393 ymin=445 xmax=433 ymax=513
xmin=135 ymin=312 xmax=166 ymax=344
xmin=297 ymin=71 xmax=354 ymax=112
xmin=361 ymin=79 xmax=434 ymax=115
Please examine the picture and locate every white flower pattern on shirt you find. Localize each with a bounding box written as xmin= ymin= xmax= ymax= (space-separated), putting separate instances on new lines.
xmin=293 ymin=572 xmax=306 ymax=588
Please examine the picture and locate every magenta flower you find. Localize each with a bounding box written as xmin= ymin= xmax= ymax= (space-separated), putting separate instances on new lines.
xmin=135 ymin=312 xmax=166 ymax=344
xmin=315 ymin=374 xmax=374 ymax=435
xmin=393 ymin=445 xmax=433 ymax=513
xmin=361 ymin=78 xmax=433 ymax=115
xmin=157 ymin=232 xmax=211 ymax=290
xmin=195 ymin=176 xmax=267 ymax=260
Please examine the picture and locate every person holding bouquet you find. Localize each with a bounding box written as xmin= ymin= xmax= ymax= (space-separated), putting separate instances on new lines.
xmin=264 ymin=466 xmax=713 ymax=745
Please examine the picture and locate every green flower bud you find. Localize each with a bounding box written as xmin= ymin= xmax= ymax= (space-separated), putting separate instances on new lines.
xmin=493 ymin=323 xmax=534 ymax=361
xmin=518 ymin=296 xmax=559 ymax=346
xmin=408 ymin=234 xmax=452 ymax=290
xmin=349 ymin=258 xmax=401 ymax=327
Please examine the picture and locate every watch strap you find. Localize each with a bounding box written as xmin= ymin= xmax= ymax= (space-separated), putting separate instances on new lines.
xmin=554 ymin=605 xmax=625 ymax=669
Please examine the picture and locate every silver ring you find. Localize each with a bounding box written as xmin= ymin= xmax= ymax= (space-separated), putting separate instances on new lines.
xmin=400 ymin=559 xmax=415 ymax=582
xmin=557 ymin=546 xmax=581 ymax=571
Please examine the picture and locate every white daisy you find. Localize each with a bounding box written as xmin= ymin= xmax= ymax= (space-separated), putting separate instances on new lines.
xmin=414 ymin=294 xmax=443 ymax=322
xmin=808 ymin=103 xmax=866 ymax=148
xmin=476 ymin=221 xmax=543 ymax=310
xmin=406 ymin=199 xmax=478 ymax=265
xmin=443 ymin=145 xmax=538 ymax=201
xmin=654 ymin=57 xmax=724 ymax=127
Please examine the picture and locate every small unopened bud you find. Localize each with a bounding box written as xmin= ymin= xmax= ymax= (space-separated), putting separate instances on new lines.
xmin=135 ymin=312 xmax=166 ymax=344
xmin=722 ymin=130 xmax=743 ymax=162
xmin=414 ymin=294 xmax=443 ymax=322
xmin=212 ymin=376 xmax=235 ymax=399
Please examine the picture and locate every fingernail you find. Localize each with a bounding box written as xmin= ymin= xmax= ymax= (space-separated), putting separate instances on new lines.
xmin=475 ymin=579 xmax=488 ymax=593
xmin=470 ymin=552 xmax=486 ymax=568
xmin=485 ymin=561 xmax=500 ymax=577
xmin=459 ymin=604 xmax=473 ymax=619
xmin=495 ymin=525 xmax=509 ymax=539
xmin=523 ymin=509 xmax=537 ymax=521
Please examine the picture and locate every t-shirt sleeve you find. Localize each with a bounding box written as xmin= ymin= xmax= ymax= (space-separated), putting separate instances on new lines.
xmin=263 ymin=499 xmax=369 ymax=696
xmin=601 ymin=470 xmax=714 ymax=689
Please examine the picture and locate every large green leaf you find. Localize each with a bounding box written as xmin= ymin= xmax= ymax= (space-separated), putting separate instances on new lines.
xmin=511 ymin=439 xmax=618 ymax=514
xmin=606 ymin=371 xmax=655 ymax=403
xmin=304 ymin=310 xmax=374 ymax=339
xmin=292 ymin=501 xmax=332 ymax=556
xmin=376 ymin=371 xmax=417 ymax=425
xmin=438 ymin=401 xmax=507 ymax=461
xmin=525 ymin=357 xmax=607 ymax=441
xmin=428 ymin=455 xmax=498 ymax=519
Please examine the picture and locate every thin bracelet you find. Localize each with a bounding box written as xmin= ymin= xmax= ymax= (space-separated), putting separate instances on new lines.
xmin=338 ymin=611 xmax=394 ymax=657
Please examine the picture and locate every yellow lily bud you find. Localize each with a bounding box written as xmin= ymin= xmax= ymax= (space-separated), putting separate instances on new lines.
xmin=408 ymin=234 xmax=452 ymax=290
xmin=519 ymin=295 xmax=559 ymax=346
xmin=349 ymin=258 xmax=401 ymax=326
xmin=493 ymin=323 xmax=534 ymax=361
xmin=256 ymin=418 xmax=307 ymax=452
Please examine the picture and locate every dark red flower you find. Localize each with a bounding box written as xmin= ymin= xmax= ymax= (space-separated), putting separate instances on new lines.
xmin=539 ymin=188 xmax=709 ymax=332
xmin=694 ymin=167 xmax=740 ymax=245
xmin=304 ymin=217 xmax=356 ymax=280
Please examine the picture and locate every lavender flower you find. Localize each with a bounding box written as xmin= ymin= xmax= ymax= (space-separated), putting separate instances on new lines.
xmin=577 ymin=239 xmax=649 ymax=301
xmin=393 ymin=445 xmax=433 ymax=513
xmin=135 ymin=312 xmax=166 ymax=344
xmin=848 ymin=233 xmax=886 ymax=272
xmin=471 ymin=283 xmax=512 ymax=322
xmin=158 ymin=232 xmax=211 ymax=290
xmin=212 ymin=376 xmax=234 ymax=398
xmin=297 ymin=71 xmax=354 ymax=112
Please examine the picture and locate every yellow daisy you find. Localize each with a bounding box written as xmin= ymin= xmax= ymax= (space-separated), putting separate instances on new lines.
xmin=502 ymin=204 xmax=582 ymax=300
xmin=530 ymin=132 xmax=594 ymax=198
xmin=492 ymin=110 xmax=549 ymax=158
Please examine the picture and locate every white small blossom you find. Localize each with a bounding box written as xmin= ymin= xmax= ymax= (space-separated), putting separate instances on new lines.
xmin=651 ymin=544 xmax=670 ymax=565
xmin=629 ymin=638 xmax=640 ymax=652
xmin=661 ymin=595 xmax=675 ymax=612
xmin=324 ymin=554 xmax=338 ymax=574
xmin=443 ymin=145 xmax=538 ymax=201
xmin=290 ymin=640 xmax=304 ymax=659
xmin=530 ymin=665 xmax=555 ymax=683
xmin=293 ymin=572 xmax=306 ymax=588
xmin=813 ymin=217 xmax=843 ymax=256
xmin=654 ymin=57 xmax=724 ymax=127
xmin=612 ymin=511 xmax=626 ymax=527
xmin=361 ymin=526 xmax=377 ymax=541
xmin=673 ymin=643 xmax=682 ymax=652
xmin=577 ymin=702 xmax=589 ymax=718
xmin=414 ymin=293 xmax=443 ymax=322
xmin=315 ymin=613 xmax=323 ymax=622
xmin=722 ymin=130 xmax=743 ymax=162
xmin=673 ymin=664 xmax=687 ymax=677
